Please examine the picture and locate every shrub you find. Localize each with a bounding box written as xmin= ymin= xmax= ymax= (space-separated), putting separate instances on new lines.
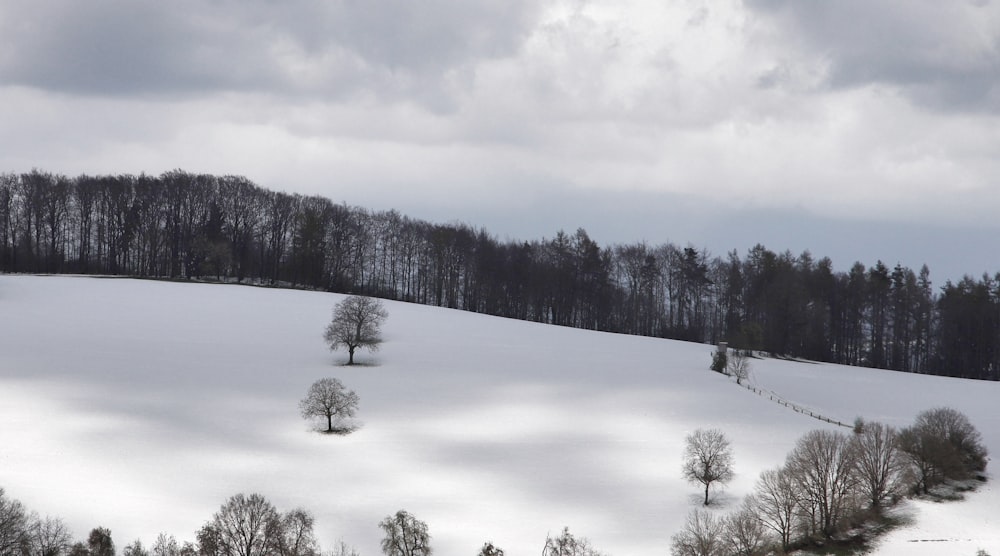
xmin=710 ymin=351 xmax=727 ymax=374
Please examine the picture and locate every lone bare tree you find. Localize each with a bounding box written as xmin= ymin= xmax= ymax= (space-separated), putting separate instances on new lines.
xmin=682 ymin=429 xmax=735 ymax=506
xmin=727 ymin=351 xmax=751 ymax=385
xmin=299 ymin=378 xmax=359 ymax=433
xmin=324 ymin=296 xmax=388 ymax=365
xmin=379 ymin=510 xmax=431 ymax=556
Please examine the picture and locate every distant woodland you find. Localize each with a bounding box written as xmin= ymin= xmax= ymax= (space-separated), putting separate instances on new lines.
xmin=1 ymin=169 xmax=997 ymax=381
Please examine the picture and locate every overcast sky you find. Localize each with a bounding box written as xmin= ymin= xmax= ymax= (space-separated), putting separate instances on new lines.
xmin=2 ymin=0 xmax=999 ymax=282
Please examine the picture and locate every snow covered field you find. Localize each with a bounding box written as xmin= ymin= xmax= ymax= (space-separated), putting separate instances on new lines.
xmin=0 ymin=275 xmax=997 ymax=555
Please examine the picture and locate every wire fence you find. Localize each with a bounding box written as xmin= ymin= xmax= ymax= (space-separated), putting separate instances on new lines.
xmin=736 ymin=379 xmax=853 ymax=429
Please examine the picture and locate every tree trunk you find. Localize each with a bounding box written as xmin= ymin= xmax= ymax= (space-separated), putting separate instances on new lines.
xmin=704 ymin=482 xmax=710 ymax=506
xmin=327 ymin=414 xmax=333 ymax=433
xmin=348 ymin=345 xmax=355 ymax=365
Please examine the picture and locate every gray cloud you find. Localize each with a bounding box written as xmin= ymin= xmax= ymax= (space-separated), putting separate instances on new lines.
xmin=0 ymin=0 xmax=538 ymax=106
xmin=747 ymin=0 xmax=1000 ymax=111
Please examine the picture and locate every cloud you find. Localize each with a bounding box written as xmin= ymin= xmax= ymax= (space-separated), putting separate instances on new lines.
xmin=745 ymin=0 xmax=1000 ymax=112
xmin=0 ymin=0 xmax=540 ymax=107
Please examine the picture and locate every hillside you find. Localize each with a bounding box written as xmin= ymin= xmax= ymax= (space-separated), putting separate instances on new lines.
xmin=0 ymin=275 xmax=997 ymax=555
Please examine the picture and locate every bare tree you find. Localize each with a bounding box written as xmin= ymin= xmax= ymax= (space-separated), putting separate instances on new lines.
xmin=852 ymin=421 xmax=907 ymax=508
xmin=379 ymin=510 xmax=431 ymax=556
xmin=211 ymin=493 xmax=280 ymax=556
xmin=324 ymin=295 xmax=388 ymax=365
xmin=331 ymin=540 xmax=360 ymax=556
xmin=749 ymin=467 xmax=797 ymax=552
xmin=541 ymin=527 xmax=605 ymax=556
xmin=670 ymin=510 xmax=725 ymax=556
xmin=727 ymin=351 xmax=751 ymax=385
xmin=784 ymin=430 xmax=859 ymax=539
xmin=0 ymin=489 xmax=28 ymax=556
xmin=152 ymin=533 xmax=180 ymax=556
xmin=24 ymin=514 xmax=72 ymax=556
xmin=723 ymin=500 xmax=771 ymax=556
xmin=274 ymin=509 xmax=319 ymax=556
xmin=299 ymin=378 xmax=359 ymax=433
xmin=682 ymin=429 xmax=735 ymax=506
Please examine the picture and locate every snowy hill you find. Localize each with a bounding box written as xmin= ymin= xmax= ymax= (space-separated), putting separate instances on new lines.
xmin=0 ymin=275 xmax=997 ymax=555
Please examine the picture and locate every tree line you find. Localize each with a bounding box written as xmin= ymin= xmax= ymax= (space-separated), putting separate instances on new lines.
xmin=0 ymin=488 xmax=611 ymax=556
xmin=2 ymin=169 xmax=997 ymax=380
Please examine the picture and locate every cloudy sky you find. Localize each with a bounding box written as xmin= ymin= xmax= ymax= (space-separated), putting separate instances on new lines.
xmin=2 ymin=0 xmax=999 ymax=281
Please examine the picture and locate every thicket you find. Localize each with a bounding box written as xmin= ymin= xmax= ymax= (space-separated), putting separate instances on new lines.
xmin=670 ymin=407 xmax=989 ymax=555
xmin=2 ymin=169 xmax=1000 ymax=381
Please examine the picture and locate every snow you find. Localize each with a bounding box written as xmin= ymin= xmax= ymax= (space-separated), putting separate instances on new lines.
xmin=0 ymin=275 xmax=997 ymax=555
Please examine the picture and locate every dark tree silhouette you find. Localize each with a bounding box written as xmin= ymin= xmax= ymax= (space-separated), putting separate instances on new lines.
xmin=87 ymin=528 xmax=115 ymax=556
xmin=210 ymin=493 xmax=279 ymax=556
xmin=378 ymin=510 xmax=431 ymax=556
xmin=324 ymin=296 xmax=388 ymax=365
xmin=682 ymin=429 xmax=735 ymax=506
xmin=299 ymin=378 xmax=359 ymax=433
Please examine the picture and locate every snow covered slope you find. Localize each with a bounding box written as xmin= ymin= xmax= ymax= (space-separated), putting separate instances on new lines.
xmin=0 ymin=275 xmax=996 ymax=555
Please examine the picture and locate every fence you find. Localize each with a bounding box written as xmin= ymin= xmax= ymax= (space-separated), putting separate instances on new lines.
xmin=736 ymin=379 xmax=852 ymax=429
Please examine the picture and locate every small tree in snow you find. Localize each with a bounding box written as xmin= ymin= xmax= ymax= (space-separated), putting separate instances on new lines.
xmin=682 ymin=429 xmax=735 ymax=506
xmin=324 ymin=296 xmax=388 ymax=365
xmin=710 ymin=351 xmax=727 ymax=374
xmin=299 ymin=377 xmax=359 ymax=434
xmin=727 ymin=351 xmax=751 ymax=385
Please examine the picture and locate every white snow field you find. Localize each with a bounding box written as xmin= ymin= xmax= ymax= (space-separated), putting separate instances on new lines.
xmin=0 ymin=275 xmax=997 ymax=555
